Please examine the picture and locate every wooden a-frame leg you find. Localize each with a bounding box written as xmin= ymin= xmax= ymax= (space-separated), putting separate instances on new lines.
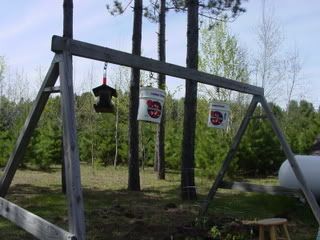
xmin=283 ymin=224 xmax=291 ymax=240
xmin=259 ymin=96 xmax=320 ymax=225
xmin=199 ymin=96 xmax=259 ymax=216
xmin=270 ymin=226 xmax=277 ymax=240
xmin=59 ymin=51 xmax=86 ymax=240
xmin=0 ymin=56 xmax=60 ymax=197
xmin=259 ymin=226 xmax=265 ymax=240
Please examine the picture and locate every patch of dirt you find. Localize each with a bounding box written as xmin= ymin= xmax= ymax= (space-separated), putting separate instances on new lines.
xmin=88 ymin=204 xmax=256 ymax=240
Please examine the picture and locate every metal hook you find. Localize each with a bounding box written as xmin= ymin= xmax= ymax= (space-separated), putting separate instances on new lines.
xmin=149 ymin=71 xmax=154 ymax=80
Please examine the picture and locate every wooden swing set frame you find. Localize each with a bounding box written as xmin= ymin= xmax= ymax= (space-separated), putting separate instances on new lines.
xmin=0 ymin=1 xmax=319 ymax=239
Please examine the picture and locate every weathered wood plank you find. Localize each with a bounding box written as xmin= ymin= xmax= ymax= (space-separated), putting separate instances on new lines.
xmin=63 ymin=0 xmax=73 ymax=38
xmin=219 ymin=181 xmax=302 ymax=197
xmin=259 ymin=96 xmax=320 ymax=225
xmin=0 ymin=197 xmax=75 ymax=240
xmin=200 ymin=96 xmax=259 ymax=216
xmin=44 ymin=86 xmax=61 ymax=93
xmin=51 ymin=35 xmax=264 ymax=96
xmin=0 ymin=56 xmax=60 ymax=197
xmin=59 ymin=51 xmax=86 ymax=239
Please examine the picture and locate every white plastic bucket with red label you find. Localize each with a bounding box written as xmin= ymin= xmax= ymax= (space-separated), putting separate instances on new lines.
xmin=137 ymin=87 xmax=165 ymax=124
xmin=207 ymin=102 xmax=230 ymax=129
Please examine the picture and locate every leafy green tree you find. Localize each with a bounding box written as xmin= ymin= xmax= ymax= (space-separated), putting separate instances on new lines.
xmin=28 ymin=97 xmax=61 ymax=169
xmin=199 ymin=20 xmax=249 ymax=100
xmin=0 ymin=56 xmax=5 ymax=106
xmin=285 ymin=100 xmax=319 ymax=154
xmin=235 ymin=103 xmax=285 ymax=177
xmin=164 ymin=95 xmax=183 ymax=169
xmin=196 ymin=20 xmax=249 ymax=177
xmin=199 ymin=20 xmax=249 ymax=136
xmin=0 ymin=97 xmax=15 ymax=166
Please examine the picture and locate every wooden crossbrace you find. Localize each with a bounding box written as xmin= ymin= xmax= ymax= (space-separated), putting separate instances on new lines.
xmin=0 ymin=197 xmax=76 ymax=240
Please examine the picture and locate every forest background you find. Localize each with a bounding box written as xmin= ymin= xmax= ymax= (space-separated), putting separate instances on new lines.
xmin=0 ymin=17 xmax=319 ymax=179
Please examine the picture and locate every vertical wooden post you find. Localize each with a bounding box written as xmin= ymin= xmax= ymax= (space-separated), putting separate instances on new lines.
xmin=61 ymin=137 xmax=66 ymax=194
xmin=61 ymin=0 xmax=73 ymax=196
xmin=200 ymin=96 xmax=259 ymax=215
xmin=61 ymin=2 xmax=85 ymax=238
xmin=63 ymin=0 xmax=73 ymax=38
xmin=59 ymin=51 xmax=86 ymax=239
xmin=259 ymin=96 xmax=320 ymax=225
xmin=0 ymin=57 xmax=59 ymax=197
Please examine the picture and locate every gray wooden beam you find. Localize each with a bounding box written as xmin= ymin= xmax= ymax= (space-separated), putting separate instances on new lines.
xmin=59 ymin=51 xmax=86 ymax=239
xmin=259 ymin=96 xmax=320 ymax=225
xmin=0 ymin=197 xmax=75 ymax=240
xmin=220 ymin=181 xmax=302 ymax=198
xmin=44 ymin=86 xmax=61 ymax=93
xmin=51 ymin=35 xmax=264 ymax=96
xmin=63 ymin=0 xmax=73 ymax=38
xmin=0 ymin=56 xmax=60 ymax=197
xmin=200 ymin=96 xmax=259 ymax=216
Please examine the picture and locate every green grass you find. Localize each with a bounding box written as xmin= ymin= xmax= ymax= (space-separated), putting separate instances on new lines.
xmin=0 ymin=165 xmax=318 ymax=239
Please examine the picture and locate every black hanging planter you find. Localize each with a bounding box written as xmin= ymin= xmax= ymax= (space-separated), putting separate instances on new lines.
xmin=92 ymin=84 xmax=117 ymax=113
xmin=92 ymin=62 xmax=117 ymax=113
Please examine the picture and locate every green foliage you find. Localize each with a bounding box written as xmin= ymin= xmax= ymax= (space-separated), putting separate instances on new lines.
xmin=1 ymin=77 xmax=319 ymax=177
xmin=0 ymin=39 xmax=319 ymax=177
xmin=164 ymin=96 xmax=183 ymax=169
xmin=0 ymin=56 xmax=5 ymax=83
xmin=200 ymin=21 xmax=249 ymax=84
xmin=209 ymin=225 xmax=221 ymax=238
xmin=285 ymin=100 xmax=319 ymax=154
xmin=235 ymin=105 xmax=285 ymax=176
xmin=26 ymin=97 xmax=62 ymax=169
xmin=169 ymin=0 xmax=246 ymax=20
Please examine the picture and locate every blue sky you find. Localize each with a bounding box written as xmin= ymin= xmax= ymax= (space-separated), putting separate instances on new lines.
xmin=0 ymin=0 xmax=319 ymax=108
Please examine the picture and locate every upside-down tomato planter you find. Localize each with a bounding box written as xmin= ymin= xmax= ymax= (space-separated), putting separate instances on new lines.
xmin=207 ymin=102 xmax=230 ymax=129
xmin=137 ymin=87 xmax=165 ymax=124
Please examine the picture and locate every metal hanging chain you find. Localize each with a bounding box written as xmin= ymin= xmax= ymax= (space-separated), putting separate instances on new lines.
xmin=103 ymin=62 xmax=108 ymax=85
xmin=149 ymin=71 xmax=154 ymax=80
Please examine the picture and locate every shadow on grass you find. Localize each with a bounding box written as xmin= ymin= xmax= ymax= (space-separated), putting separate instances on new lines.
xmin=1 ymin=184 xmax=197 ymax=240
xmin=0 ymin=184 xmax=318 ymax=240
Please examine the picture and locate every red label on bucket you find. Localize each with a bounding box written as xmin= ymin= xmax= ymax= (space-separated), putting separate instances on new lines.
xmin=210 ymin=111 xmax=223 ymax=125
xmin=147 ymin=100 xmax=162 ymax=119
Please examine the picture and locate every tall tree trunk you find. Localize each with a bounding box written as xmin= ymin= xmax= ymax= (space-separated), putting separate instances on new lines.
xmin=128 ymin=0 xmax=142 ymax=191
xmin=155 ymin=0 xmax=166 ymax=180
xmin=90 ymin=104 xmax=96 ymax=173
xmin=114 ymin=87 xmax=119 ymax=168
xmin=181 ymin=0 xmax=198 ymax=200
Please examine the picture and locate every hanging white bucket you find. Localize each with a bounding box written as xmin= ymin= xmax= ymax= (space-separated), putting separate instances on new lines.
xmin=207 ymin=102 xmax=230 ymax=129
xmin=137 ymin=87 xmax=165 ymax=124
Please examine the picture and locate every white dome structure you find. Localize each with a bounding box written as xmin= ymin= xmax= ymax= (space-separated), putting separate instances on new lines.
xmin=278 ymin=155 xmax=320 ymax=199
